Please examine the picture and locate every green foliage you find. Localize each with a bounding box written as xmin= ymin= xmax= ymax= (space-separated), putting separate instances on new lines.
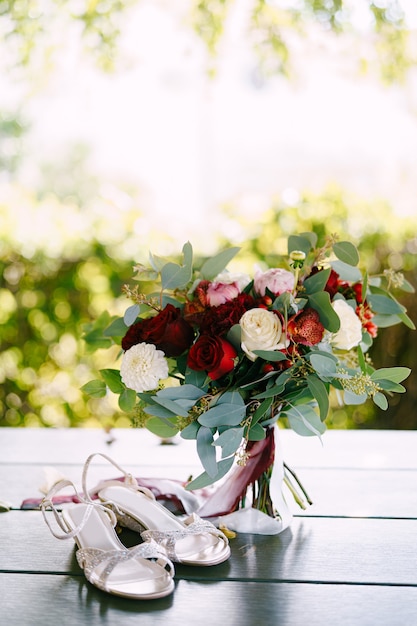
xmin=0 ymin=239 xmax=134 ymax=428
xmin=2 ymin=0 xmax=134 ymax=72
xmin=1 ymin=1 xmax=414 ymax=82
xmin=1 ymin=187 xmax=416 ymax=431
xmin=0 ymin=112 xmax=27 ymax=174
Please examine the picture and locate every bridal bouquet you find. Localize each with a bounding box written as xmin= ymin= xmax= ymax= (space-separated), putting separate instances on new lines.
xmin=83 ymin=233 xmax=413 ymax=524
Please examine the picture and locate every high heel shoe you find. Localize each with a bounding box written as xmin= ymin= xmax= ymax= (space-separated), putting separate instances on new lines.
xmin=82 ymin=453 xmax=231 ymax=567
xmin=41 ymin=479 xmax=175 ymax=599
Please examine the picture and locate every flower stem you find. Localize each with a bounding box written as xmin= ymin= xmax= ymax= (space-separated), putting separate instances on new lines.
xmin=283 ymin=462 xmax=313 ymax=506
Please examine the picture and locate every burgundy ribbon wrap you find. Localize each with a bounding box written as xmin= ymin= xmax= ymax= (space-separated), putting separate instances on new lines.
xmin=196 ymin=426 xmax=275 ymax=517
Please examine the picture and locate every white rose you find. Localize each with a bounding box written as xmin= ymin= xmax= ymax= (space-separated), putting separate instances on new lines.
xmin=240 ymin=308 xmax=287 ymax=361
xmin=330 ymin=299 xmax=362 ymax=350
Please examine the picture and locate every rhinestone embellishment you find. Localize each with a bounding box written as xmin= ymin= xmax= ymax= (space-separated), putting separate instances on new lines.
xmin=76 ymin=539 xmax=174 ymax=591
xmin=141 ymin=513 xmax=228 ymax=562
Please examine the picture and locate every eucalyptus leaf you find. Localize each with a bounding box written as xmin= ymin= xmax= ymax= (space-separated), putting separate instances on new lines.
xmin=303 ymin=267 xmax=331 ymax=294
xmin=253 ymin=371 xmax=291 ymax=399
xmin=161 ymin=294 xmax=185 ymax=308
xmin=309 ymin=354 xmax=338 ymax=380
xmin=284 ymin=405 xmax=326 ymax=437
xmin=306 ymin=375 xmax=329 ymax=421
xmin=357 ymin=344 xmax=367 ymax=374
xmin=397 ymin=311 xmax=416 ymax=330
xmin=271 ymin=291 xmax=294 ymax=314
xmin=137 ymin=392 xmax=159 ymax=404
xmin=213 ymin=427 xmax=244 ymax=457
xmin=360 ymin=332 xmax=373 ymax=350
xmin=182 ymin=240 xmax=193 ymax=266
xmin=216 ymin=390 xmax=246 ymax=407
xmin=370 ymin=367 xmax=411 ymax=383
xmin=343 ymin=390 xmax=367 ymax=405
xmin=144 ymin=405 xmax=180 ymax=418
xmin=200 ymin=247 xmax=240 ymax=280
xmin=239 ymin=369 xmax=277 ymax=391
xmin=373 ymin=380 xmax=406 ymax=393
xmin=247 ymin=423 xmax=267 ymax=441
xmin=198 ymin=403 xmax=246 ymax=427
xmin=373 ymin=392 xmax=388 ymax=410
xmin=288 ymin=234 xmax=314 ymax=255
xmin=333 ymin=241 xmax=360 ymax=266
xmin=184 ymin=367 xmax=210 ymax=388
xmin=331 ymin=260 xmax=362 ymax=282
xmin=371 ymin=313 xmax=404 ymax=327
xmin=145 ymin=416 xmax=180 ymax=438
xmin=226 ymin=324 xmax=242 ymax=351
xmin=197 ymin=426 xmax=217 ymax=477
xmin=180 ymin=421 xmax=200 ymax=440
xmin=362 ymin=272 xmax=368 ymax=300
xmin=152 ymin=396 xmax=191 ymax=418
xmin=156 ymin=384 xmax=205 ymax=401
xmin=398 ymin=277 xmax=415 ymax=293
xmin=252 ymin=349 xmax=289 ymax=361
xmin=161 ymin=262 xmax=191 ymax=290
xmin=367 ymin=294 xmax=405 ymax=315
xmin=251 ymin=397 xmax=274 ymax=425
xmin=124 ymin=304 xmax=140 ymax=327
xmin=149 ymin=252 xmax=170 ymax=272
xmin=307 ymin=291 xmax=340 ymax=332
xmin=185 ymin=455 xmax=235 ymax=490
xmin=104 ymin=317 xmax=128 ymax=337
xmin=159 ymin=242 xmax=193 ymax=290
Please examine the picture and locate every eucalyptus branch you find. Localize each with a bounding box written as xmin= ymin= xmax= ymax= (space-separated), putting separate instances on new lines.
xmin=122 ymin=284 xmax=161 ymax=310
xmin=311 ymin=233 xmax=339 ymax=268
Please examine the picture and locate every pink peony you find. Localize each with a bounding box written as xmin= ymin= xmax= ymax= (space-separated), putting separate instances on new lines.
xmin=254 ymin=267 xmax=295 ymax=297
xmin=206 ymin=282 xmax=240 ymax=307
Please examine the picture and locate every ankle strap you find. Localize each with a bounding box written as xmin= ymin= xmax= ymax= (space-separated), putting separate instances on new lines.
xmin=40 ymin=478 xmax=117 ymax=540
xmin=81 ymin=452 xmax=155 ymax=507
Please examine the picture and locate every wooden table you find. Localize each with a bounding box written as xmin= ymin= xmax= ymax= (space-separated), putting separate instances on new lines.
xmin=2 ymin=427 xmax=417 ymax=626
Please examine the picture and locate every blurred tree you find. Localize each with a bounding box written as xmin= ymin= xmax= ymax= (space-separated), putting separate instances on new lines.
xmin=1 ymin=188 xmax=415 ymax=429
xmin=0 ymin=112 xmax=27 ymax=174
xmin=1 ymin=1 xmax=416 ymax=431
xmin=0 ymin=1 xmax=414 ymax=82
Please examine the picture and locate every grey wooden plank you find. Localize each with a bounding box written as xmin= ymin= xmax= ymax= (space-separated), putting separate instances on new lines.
xmin=2 ymin=574 xmax=417 ymax=626
xmin=3 ymin=464 xmax=417 ymax=520
xmin=2 ymin=427 xmax=417 ymax=469
xmin=2 ymin=511 xmax=417 ymax=586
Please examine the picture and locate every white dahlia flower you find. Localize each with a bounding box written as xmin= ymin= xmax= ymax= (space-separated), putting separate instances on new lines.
xmin=120 ymin=343 xmax=169 ymax=392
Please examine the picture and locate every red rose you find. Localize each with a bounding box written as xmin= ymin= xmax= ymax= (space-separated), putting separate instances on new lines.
xmin=198 ymin=293 xmax=256 ymax=336
xmin=187 ymin=335 xmax=237 ymax=380
xmin=121 ymin=304 xmax=194 ymax=357
xmin=326 ymin=269 xmax=341 ymax=298
xmin=287 ymin=308 xmax=324 ymax=346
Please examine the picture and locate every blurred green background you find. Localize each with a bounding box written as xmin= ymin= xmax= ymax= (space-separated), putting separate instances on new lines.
xmin=1 ymin=1 xmax=416 ymax=430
